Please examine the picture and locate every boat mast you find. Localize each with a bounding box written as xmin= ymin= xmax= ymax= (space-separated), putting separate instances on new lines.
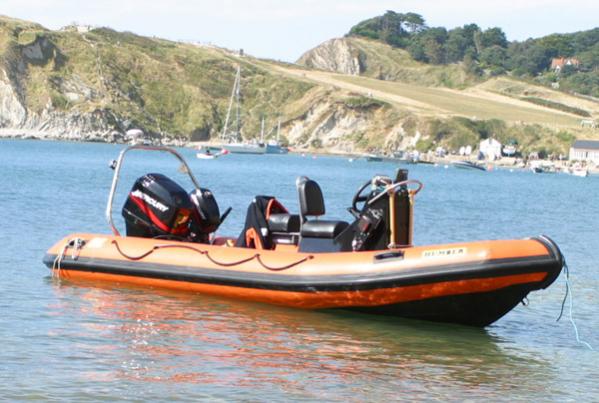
xmin=221 ymin=65 xmax=241 ymax=142
xmin=235 ymin=66 xmax=241 ymax=141
xmin=277 ymin=119 xmax=281 ymax=142
xmin=260 ymin=116 xmax=265 ymax=143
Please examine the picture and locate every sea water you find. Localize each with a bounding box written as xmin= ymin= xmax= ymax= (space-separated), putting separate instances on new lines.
xmin=1 ymin=139 xmax=598 ymax=400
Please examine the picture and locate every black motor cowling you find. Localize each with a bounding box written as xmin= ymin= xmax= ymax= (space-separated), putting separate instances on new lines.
xmin=188 ymin=188 xmax=221 ymax=243
xmin=122 ymin=173 xmax=195 ymax=239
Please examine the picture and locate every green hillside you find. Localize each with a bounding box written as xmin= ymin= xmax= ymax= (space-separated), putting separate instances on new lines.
xmin=0 ymin=15 xmax=314 ymax=140
xmin=2 ymin=15 xmax=597 ymax=157
xmin=342 ymin=37 xmax=475 ymax=88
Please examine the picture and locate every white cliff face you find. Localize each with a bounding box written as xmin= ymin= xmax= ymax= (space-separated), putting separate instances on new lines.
xmin=0 ymin=34 xmax=118 ymax=141
xmin=284 ymin=99 xmax=417 ymax=153
xmin=0 ymin=30 xmax=412 ymax=150
xmin=0 ymin=68 xmax=116 ymax=141
xmin=0 ymin=109 xmax=117 ymax=141
xmin=297 ymin=38 xmax=364 ymax=76
xmin=0 ymin=69 xmax=27 ymax=127
xmin=1 ymin=61 xmax=418 ymax=151
xmin=0 ymin=56 xmax=415 ymax=151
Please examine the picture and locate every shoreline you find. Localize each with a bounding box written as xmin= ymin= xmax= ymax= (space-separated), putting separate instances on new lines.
xmin=2 ymin=132 xmax=597 ymax=175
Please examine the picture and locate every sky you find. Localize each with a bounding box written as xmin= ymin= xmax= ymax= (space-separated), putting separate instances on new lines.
xmin=2 ymin=0 xmax=598 ymax=62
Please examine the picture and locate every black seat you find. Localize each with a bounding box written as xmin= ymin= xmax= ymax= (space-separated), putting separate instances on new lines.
xmin=300 ymin=220 xmax=348 ymax=238
xmin=296 ymin=177 xmax=349 ymax=242
xmin=298 ymin=177 xmax=326 ymax=218
xmin=267 ymin=213 xmax=301 ymax=245
xmin=268 ymin=213 xmax=301 ymax=233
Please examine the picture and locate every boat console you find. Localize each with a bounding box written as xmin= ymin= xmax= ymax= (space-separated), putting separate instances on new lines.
xmin=109 ymin=145 xmax=423 ymax=253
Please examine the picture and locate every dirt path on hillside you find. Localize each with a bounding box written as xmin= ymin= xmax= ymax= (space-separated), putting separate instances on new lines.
xmin=474 ymin=78 xmax=599 ymax=115
xmin=456 ymin=86 xmax=585 ymax=118
xmin=266 ymin=65 xmax=443 ymax=114
xmin=252 ymin=60 xmax=580 ymax=127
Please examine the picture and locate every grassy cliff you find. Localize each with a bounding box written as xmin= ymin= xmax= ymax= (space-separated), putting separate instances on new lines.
xmin=0 ymin=15 xmax=314 ymax=140
xmin=296 ymin=34 xmax=598 ymax=155
xmin=2 ymin=15 xmax=597 ymax=157
xmin=345 ymin=37 xmax=477 ymax=88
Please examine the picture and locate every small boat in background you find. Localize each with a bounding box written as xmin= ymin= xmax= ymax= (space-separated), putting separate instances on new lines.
xmin=126 ymin=128 xmax=152 ymax=146
xmin=266 ymin=141 xmax=288 ymax=154
xmin=365 ymin=151 xmax=419 ymax=164
xmin=366 ymin=154 xmax=383 ymax=162
xmin=417 ymin=160 xmax=434 ymax=165
xmin=452 ymin=160 xmax=486 ymax=171
xmin=570 ymin=168 xmax=589 ymax=177
xmin=196 ymin=146 xmax=229 ymax=159
xmin=529 ymin=161 xmax=556 ymax=174
xmin=568 ymin=164 xmax=589 ymax=177
xmin=222 ymin=142 xmax=266 ymax=154
xmin=265 ymin=120 xmax=289 ymax=154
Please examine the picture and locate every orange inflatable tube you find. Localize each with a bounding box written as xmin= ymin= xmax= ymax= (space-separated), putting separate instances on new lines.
xmin=44 ymin=233 xmax=563 ymax=326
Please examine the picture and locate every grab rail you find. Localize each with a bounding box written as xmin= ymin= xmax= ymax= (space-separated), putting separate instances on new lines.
xmin=367 ymin=179 xmax=424 ymax=206
xmin=105 ymin=145 xmax=202 ymax=236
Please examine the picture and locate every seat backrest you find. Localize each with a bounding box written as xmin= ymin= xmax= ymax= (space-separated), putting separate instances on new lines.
xmin=268 ymin=213 xmax=301 ymax=246
xmin=268 ymin=214 xmax=301 ymax=233
xmin=296 ymin=177 xmax=325 ymax=218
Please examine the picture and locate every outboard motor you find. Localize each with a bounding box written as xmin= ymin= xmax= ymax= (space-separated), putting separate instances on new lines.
xmin=188 ymin=188 xmax=221 ymax=243
xmin=122 ymin=173 xmax=194 ymax=239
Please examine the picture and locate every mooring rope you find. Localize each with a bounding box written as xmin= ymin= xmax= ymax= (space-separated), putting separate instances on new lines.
xmin=111 ymin=240 xmax=313 ymax=271
xmin=51 ymin=243 xmax=69 ymax=278
xmin=557 ymin=261 xmax=594 ymax=351
xmin=51 ymin=238 xmax=85 ymax=278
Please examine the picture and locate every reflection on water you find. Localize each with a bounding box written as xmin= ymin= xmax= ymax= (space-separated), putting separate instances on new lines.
xmin=43 ymin=277 xmax=560 ymax=400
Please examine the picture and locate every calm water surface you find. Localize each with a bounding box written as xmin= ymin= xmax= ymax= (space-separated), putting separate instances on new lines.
xmin=1 ymin=139 xmax=598 ymax=400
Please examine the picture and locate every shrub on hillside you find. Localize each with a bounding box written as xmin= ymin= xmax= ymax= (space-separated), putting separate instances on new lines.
xmin=521 ymin=97 xmax=591 ymax=117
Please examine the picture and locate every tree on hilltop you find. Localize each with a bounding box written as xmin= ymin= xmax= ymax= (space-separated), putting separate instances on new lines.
xmin=480 ymin=27 xmax=508 ymax=48
xmin=348 ymin=10 xmax=426 ymax=47
xmin=379 ymin=11 xmax=406 ymax=46
xmin=403 ymin=13 xmax=426 ymax=33
xmin=345 ymin=11 xmax=599 ymax=96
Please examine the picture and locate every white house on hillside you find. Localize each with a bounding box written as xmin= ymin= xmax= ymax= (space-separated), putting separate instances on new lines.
xmin=569 ymin=140 xmax=599 ymax=165
xmin=479 ymin=138 xmax=502 ymax=160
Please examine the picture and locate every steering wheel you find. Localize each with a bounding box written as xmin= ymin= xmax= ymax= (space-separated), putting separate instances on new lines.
xmin=349 ymin=176 xmax=407 ymax=218
xmin=349 ymin=180 xmax=376 ymax=218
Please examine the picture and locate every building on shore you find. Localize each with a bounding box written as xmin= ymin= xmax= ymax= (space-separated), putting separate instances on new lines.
xmin=125 ymin=128 xmax=151 ymax=145
xmin=479 ymin=138 xmax=502 ymax=160
xmin=60 ymin=23 xmax=94 ymax=33
xmin=569 ymin=140 xmax=599 ymax=164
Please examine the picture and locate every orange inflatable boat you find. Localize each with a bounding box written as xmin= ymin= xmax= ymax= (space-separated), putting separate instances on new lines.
xmin=44 ymin=146 xmax=563 ymax=326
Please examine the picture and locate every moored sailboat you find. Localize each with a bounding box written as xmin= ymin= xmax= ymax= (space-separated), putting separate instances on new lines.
xmin=218 ymin=66 xmax=267 ymax=154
